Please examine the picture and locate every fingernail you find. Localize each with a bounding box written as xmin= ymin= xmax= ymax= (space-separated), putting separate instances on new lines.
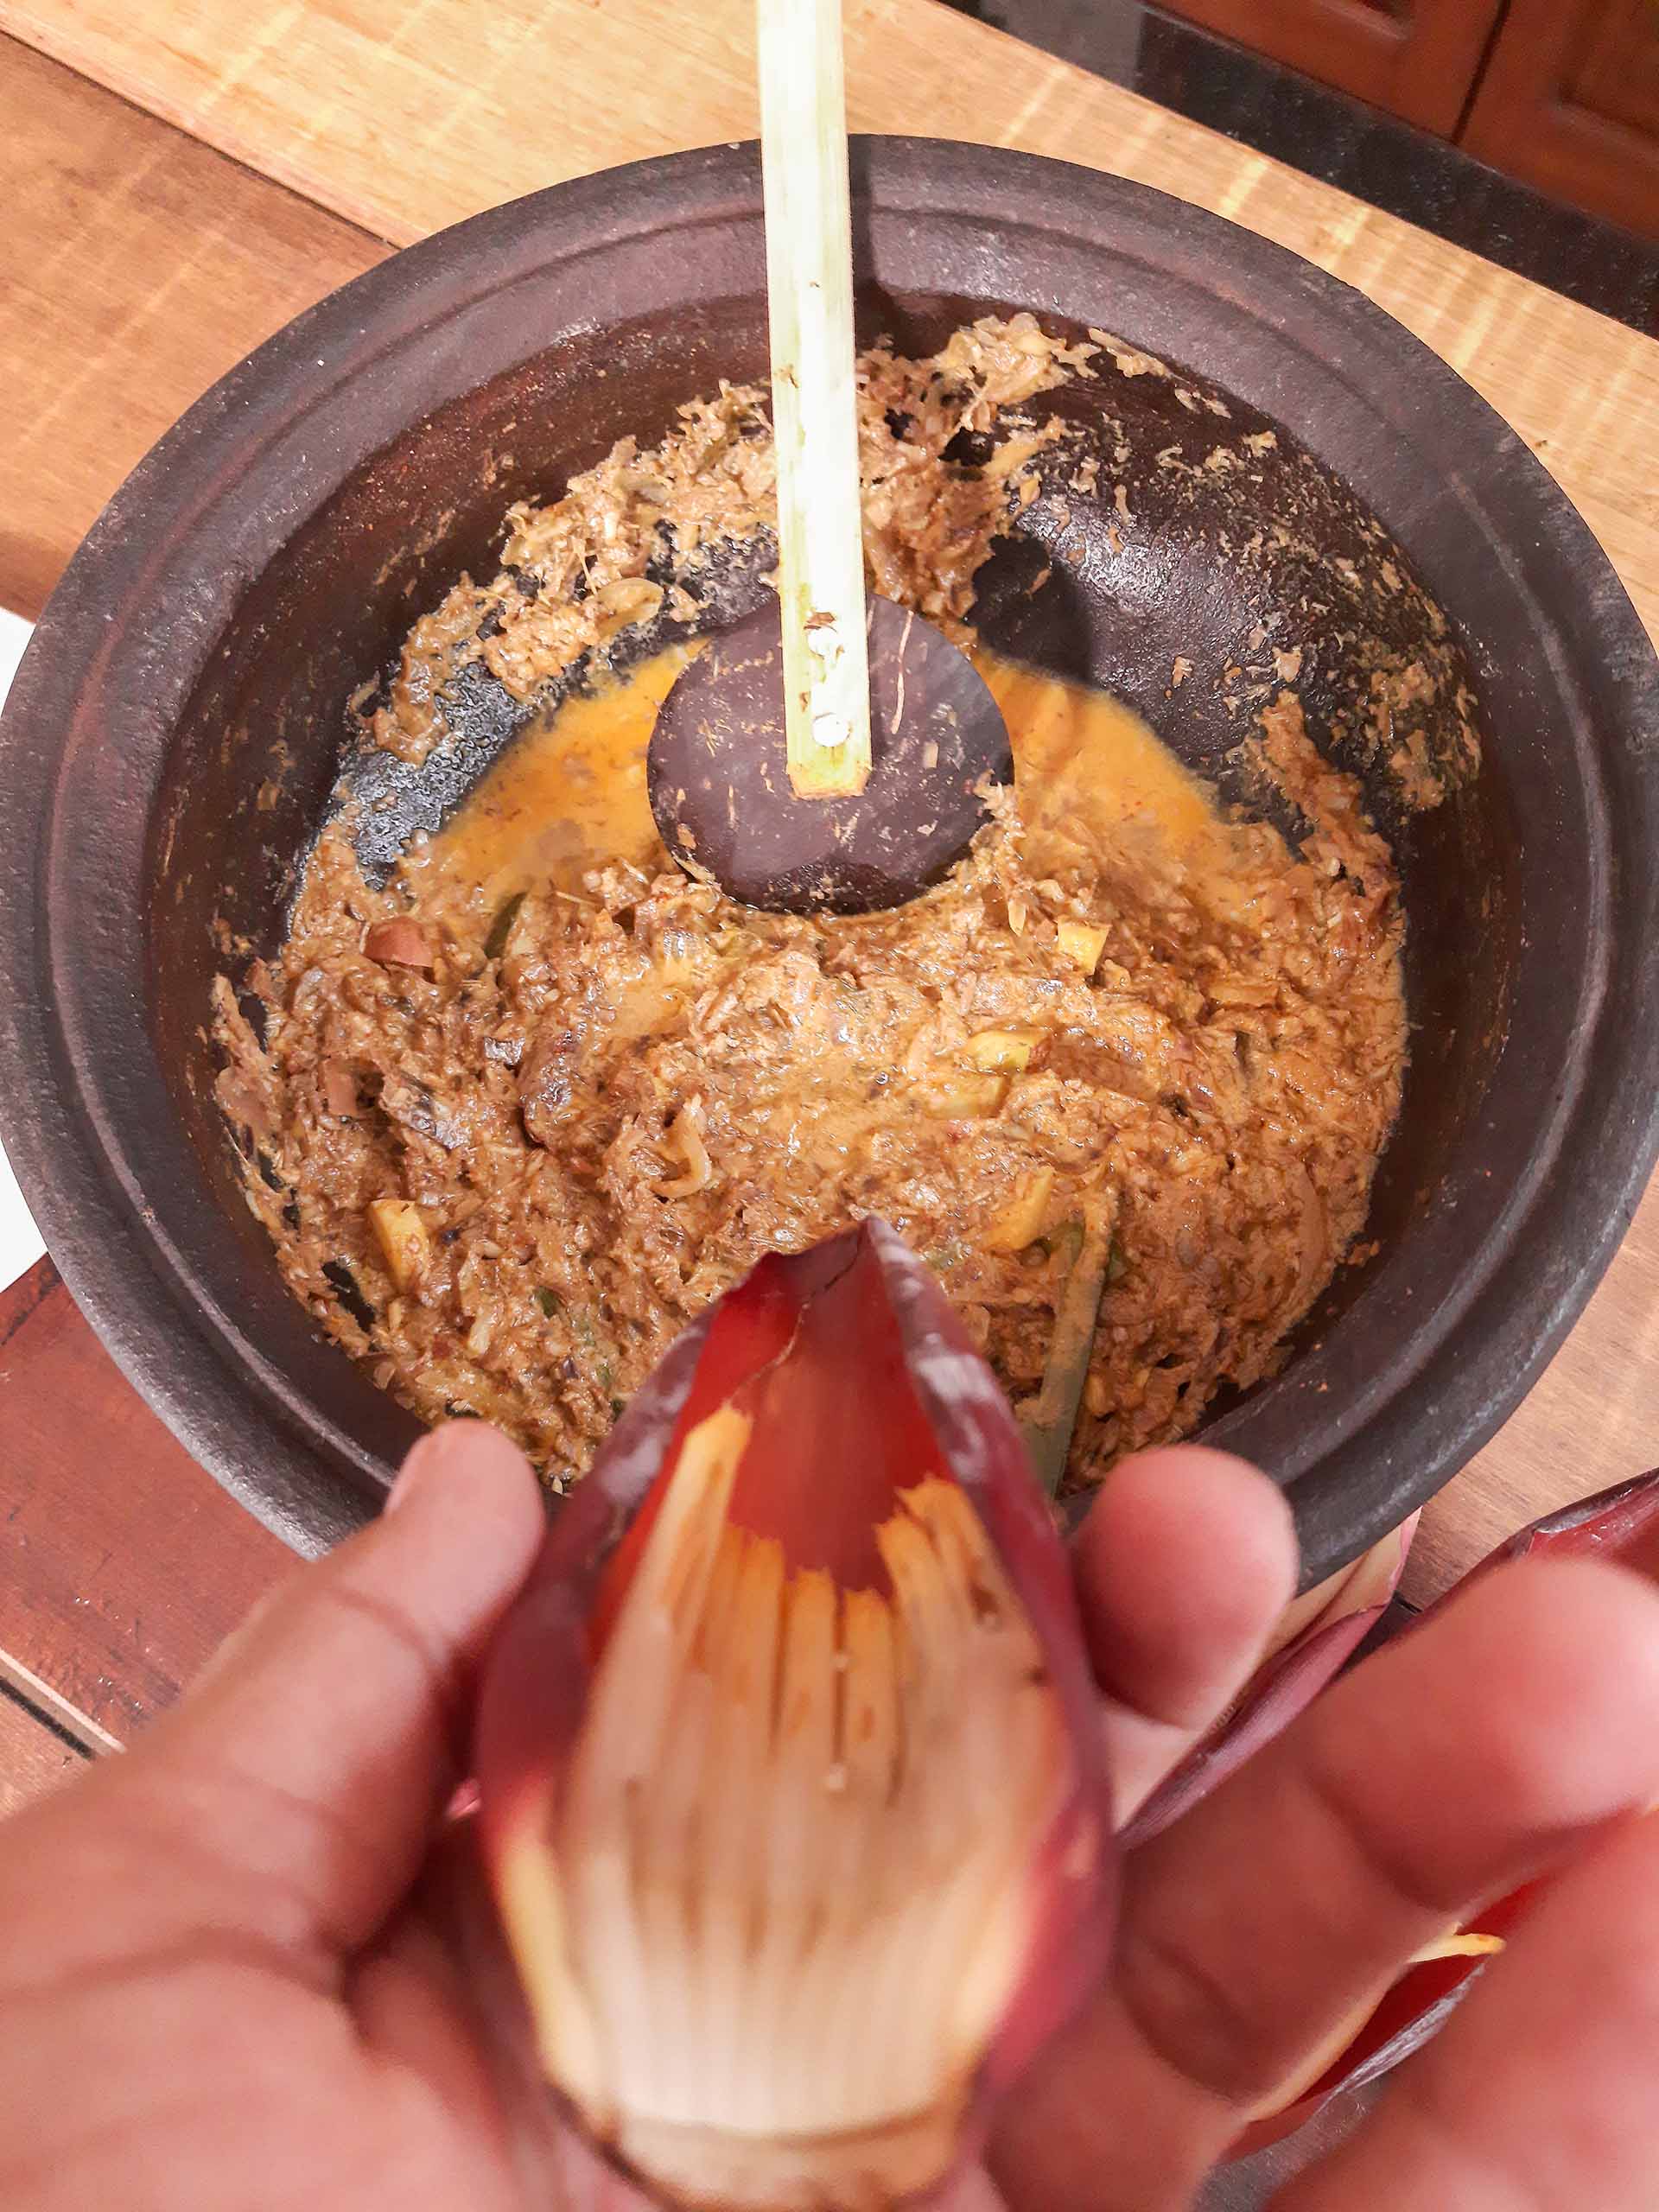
xmin=385 ymin=1419 xmax=479 ymax=1514
xmin=384 ymin=1454 xmax=426 ymax=1516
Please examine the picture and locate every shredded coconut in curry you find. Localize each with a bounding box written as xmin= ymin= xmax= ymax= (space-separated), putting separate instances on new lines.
xmin=215 ymin=316 xmax=1406 ymax=1493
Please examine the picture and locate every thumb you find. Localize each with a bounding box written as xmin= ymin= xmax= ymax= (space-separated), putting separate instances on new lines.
xmin=105 ymin=1421 xmax=545 ymax=1966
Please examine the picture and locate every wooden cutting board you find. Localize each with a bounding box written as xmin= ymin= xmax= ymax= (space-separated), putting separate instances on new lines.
xmin=0 ymin=0 xmax=1655 ymax=1757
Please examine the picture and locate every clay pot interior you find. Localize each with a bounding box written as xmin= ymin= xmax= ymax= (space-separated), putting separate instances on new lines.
xmin=156 ymin=294 xmax=1502 ymax=1503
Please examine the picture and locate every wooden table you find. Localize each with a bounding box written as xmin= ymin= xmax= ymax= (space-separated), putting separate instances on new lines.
xmin=2 ymin=0 xmax=1657 ymax=1795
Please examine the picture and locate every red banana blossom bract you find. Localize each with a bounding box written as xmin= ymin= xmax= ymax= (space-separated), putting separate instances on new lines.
xmin=474 ymin=1220 xmax=1116 ymax=2212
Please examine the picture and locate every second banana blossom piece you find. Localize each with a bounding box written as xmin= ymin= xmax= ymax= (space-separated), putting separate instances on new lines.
xmin=1222 ymin=1468 xmax=1659 ymax=2157
xmin=1126 ymin=1512 xmax=1419 ymax=1849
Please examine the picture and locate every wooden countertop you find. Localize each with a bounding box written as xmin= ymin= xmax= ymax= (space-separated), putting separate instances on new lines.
xmin=0 ymin=0 xmax=1656 ymax=1782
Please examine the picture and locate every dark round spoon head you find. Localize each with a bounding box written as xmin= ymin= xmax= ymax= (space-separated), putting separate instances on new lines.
xmin=647 ymin=595 xmax=1012 ymax=914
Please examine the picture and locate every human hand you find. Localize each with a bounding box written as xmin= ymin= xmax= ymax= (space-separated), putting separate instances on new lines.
xmin=3 ymin=1422 xmax=1659 ymax=2211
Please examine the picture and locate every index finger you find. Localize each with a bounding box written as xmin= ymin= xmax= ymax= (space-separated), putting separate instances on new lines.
xmin=1071 ymin=1446 xmax=1298 ymax=1825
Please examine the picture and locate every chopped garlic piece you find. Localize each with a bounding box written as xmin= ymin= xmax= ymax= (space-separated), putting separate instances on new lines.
xmin=1057 ymin=919 xmax=1108 ymax=975
xmin=367 ymin=1198 xmax=431 ymax=1292
xmin=923 ymin=1071 xmax=1007 ymax=1119
xmin=965 ymin=1029 xmax=1039 ymax=1073
xmin=985 ymin=1166 xmax=1057 ymax=1251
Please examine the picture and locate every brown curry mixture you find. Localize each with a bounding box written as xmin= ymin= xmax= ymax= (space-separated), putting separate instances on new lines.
xmin=215 ymin=318 xmax=1406 ymax=1492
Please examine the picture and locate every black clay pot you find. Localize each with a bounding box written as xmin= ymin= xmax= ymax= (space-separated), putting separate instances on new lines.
xmin=1 ymin=142 xmax=1655 ymax=1580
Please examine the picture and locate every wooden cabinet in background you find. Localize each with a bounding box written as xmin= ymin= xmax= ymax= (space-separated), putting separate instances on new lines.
xmin=1154 ymin=0 xmax=1503 ymax=136
xmin=1157 ymin=0 xmax=1659 ymax=239
xmin=1463 ymin=0 xmax=1659 ymax=238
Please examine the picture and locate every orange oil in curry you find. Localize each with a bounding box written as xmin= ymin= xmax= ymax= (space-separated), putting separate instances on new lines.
xmin=411 ymin=643 xmax=1272 ymax=906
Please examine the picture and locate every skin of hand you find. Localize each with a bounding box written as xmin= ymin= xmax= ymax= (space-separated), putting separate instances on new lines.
xmin=3 ymin=1427 xmax=1659 ymax=2210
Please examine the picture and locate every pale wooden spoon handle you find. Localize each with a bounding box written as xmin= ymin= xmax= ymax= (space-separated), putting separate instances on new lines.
xmin=757 ymin=0 xmax=873 ymax=799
